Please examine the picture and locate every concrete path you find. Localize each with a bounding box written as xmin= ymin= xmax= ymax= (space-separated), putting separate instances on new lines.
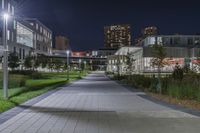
xmin=0 ymin=71 xmax=200 ymax=133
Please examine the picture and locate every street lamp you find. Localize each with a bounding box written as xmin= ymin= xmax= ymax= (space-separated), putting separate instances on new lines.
xmin=3 ymin=13 xmax=9 ymax=99
xmin=66 ymin=50 xmax=70 ymax=81
xmin=79 ymin=59 xmax=82 ymax=77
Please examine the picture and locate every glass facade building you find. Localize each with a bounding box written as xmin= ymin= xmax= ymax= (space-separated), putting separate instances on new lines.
xmin=16 ymin=22 xmax=34 ymax=48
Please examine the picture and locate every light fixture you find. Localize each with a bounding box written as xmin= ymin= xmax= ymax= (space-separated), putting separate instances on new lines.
xmin=66 ymin=50 xmax=70 ymax=55
xmin=3 ymin=13 xmax=9 ymax=20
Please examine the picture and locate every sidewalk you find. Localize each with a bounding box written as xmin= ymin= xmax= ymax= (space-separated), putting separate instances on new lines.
xmin=0 ymin=72 xmax=199 ymax=133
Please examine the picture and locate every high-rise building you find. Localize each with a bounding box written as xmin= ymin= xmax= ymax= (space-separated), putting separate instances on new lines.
xmin=141 ymin=26 xmax=158 ymax=37
xmin=55 ymin=36 xmax=70 ymax=50
xmin=104 ymin=24 xmax=131 ymax=49
xmin=135 ymin=26 xmax=158 ymax=46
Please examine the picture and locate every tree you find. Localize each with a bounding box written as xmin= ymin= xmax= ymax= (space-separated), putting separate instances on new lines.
xmin=126 ymin=52 xmax=132 ymax=73
xmin=193 ymin=51 xmax=200 ymax=72
xmin=80 ymin=61 xmax=85 ymax=72
xmin=126 ymin=52 xmax=136 ymax=75
xmin=33 ymin=56 xmax=41 ymax=70
xmin=173 ymin=63 xmax=184 ymax=81
xmin=24 ymin=56 xmax=33 ymax=70
xmin=8 ymin=52 xmax=20 ymax=71
xmin=47 ymin=58 xmax=54 ymax=72
xmin=53 ymin=59 xmax=63 ymax=72
xmin=39 ymin=54 xmax=48 ymax=69
xmin=151 ymin=44 xmax=167 ymax=94
xmin=62 ymin=62 xmax=68 ymax=72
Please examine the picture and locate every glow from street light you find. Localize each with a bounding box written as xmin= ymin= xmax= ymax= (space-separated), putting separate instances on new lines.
xmin=3 ymin=13 xmax=9 ymax=20
xmin=66 ymin=50 xmax=70 ymax=55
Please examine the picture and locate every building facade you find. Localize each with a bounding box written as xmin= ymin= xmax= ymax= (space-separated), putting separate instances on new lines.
xmin=0 ymin=0 xmax=36 ymax=60
xmin=55 ymin=36 xmax=70 ymax=50
xmin=141 ymin=26 xmax=158 ymax=37
xmin=91 ymin=48 xmax=117 ymax=70
xmin=0 ymin=1 xmax=53 ymax=60
xmin=107 ymin=35 xmax=200 ymax=75
xmin=104 ymin=24 xmax=131 ymax=49
xmin=135 ymin=26 xmax=158 ymax=46
xmin=137 ymin=35 xmax=200 ymax=48
xmin=25 ymin=18 xmax=53 ymax=56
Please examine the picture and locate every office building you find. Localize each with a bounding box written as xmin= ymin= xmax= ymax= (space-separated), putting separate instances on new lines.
xmin=0 ymin=0 xmax=35 ymax=60
xmin=142 ymin=26 xmax=158 ymax=37
xmin=137 ymin=35 xmax=200 ymax=47
xmin=104 ymin=24 xmax=131 ymax=49
xmin=0 ymin=1 xmax=53 ymax=59
xmin=25 ymin=18 xmax=53 ymax=56
xmin=135 ymin=26 xmax=158 ymax=46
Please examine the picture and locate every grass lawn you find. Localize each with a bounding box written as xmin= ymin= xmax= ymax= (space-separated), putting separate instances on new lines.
xmin=0 ymin=70 xmax=88 ymax=113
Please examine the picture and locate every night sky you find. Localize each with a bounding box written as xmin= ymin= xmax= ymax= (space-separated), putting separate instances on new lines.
xmin=15 ymin=0 xmax=200 ymax=51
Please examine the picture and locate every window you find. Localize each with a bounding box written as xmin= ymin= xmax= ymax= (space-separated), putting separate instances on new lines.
xmin=23 ymin=49 xmax=25 ymax=59
xmin=188 ymin=38 xmax=193 ymax=45
xmin=170 ymin=38 xmax=173 ymax=45
xmin=37 ymin=44 xmax=40 ymax=50
xmin=14 ymin=47 xmax=16 ymax=53
xmin=40 ymin=27 xmax=43 ymax=33
xmin=7 ymin=30 xmax=10 ymax=40
xmin=16 ymin=22 xmax=34 ymax=48
xmin=174 ymin=37 xmax=180 ymax=45
xmin=36 ymin=24 xmax=38 ymax=30
xmin=19 ymin=48 xmax=22 ymax=59
xmin=11 ymin=32 xmax=14 ymax=42
xmin=195 ymin=38 xmax=200 ymax=45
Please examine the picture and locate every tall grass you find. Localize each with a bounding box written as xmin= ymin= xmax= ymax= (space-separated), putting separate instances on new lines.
xmin=114 ymin=74 xmax=200 ymax=102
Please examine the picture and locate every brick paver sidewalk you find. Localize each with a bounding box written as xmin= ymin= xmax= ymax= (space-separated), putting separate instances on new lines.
xmin=0 ymin=71 xmax=200 ymax=133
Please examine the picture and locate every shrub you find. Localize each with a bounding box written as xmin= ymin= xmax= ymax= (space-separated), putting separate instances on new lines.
xmin=30 ymin=72 xmax=43 ymax=79
xmin=10 ymin=70 xmax=34 ymax=75
xmin=111 ymin=72 xmax=200 ymax=102
xmin=19 ymin=79 xmax=26 ymax=87
xmin=172 ymin=64 xmax=184 ymax=81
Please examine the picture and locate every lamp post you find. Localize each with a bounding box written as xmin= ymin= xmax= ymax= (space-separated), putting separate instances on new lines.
xmin=79 ymin=59 xmax=81 ymax=77
xmin=66 ymin=50 xmax=70 ymax=81
xmin=3 ymin=13 xmax=9 ymax=99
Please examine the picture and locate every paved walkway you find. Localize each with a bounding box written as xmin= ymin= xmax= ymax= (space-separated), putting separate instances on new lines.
xmin=0 ymin=72 xmax=200 ymax=133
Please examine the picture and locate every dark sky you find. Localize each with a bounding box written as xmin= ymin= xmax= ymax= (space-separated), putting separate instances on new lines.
xmin=15 ymin=0 xmax=200 ymax=51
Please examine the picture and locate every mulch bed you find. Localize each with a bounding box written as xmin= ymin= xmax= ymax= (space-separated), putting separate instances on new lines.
xmin=147 ymin=92 xmax=200 ymax=111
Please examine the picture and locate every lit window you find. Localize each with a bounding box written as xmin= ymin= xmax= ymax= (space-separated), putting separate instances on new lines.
xmin=36 ymin=24 xmax=38 ymax=30
xmin=11 ymin=32 xmax=14 ymax=42
xmin=16 ymin=22 xmax=34 ymax=48
xmin=40 ymin=27 xmax=43 ymax=33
